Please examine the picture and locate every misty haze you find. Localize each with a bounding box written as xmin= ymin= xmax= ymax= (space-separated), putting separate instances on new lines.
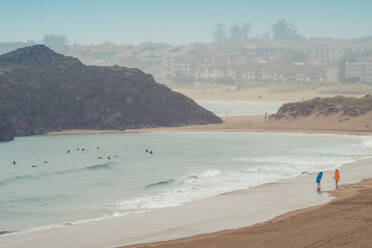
xmin=1 ymin=1 xmax=372 ymax=248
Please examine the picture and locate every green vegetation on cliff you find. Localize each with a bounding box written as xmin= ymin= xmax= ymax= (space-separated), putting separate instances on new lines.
xmin=274 ymin=95 xmax=372 ymax=119
xmin=0 ymin=45 xmax=221 ymax=139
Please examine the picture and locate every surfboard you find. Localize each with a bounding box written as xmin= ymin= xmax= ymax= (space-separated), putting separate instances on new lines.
xmin=316 ymin=172 xmax=323 ymax=183
xmin=335 ymin=169 xmax=340 ymax=182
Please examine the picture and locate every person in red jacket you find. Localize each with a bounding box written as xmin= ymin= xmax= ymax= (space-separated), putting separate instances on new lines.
xmin=334 ymin=169 xmax=340 ymax=188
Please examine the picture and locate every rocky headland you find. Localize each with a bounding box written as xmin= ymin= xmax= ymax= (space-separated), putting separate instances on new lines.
xmin=0 ymin=45 xmax=221 ymax=141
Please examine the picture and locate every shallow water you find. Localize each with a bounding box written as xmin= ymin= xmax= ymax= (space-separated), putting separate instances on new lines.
xmin=0 ymin=132 xmax=370 ymax=233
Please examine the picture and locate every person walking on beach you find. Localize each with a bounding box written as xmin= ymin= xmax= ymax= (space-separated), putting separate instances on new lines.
xmin=334 ymin=169 xmax=340 ymax=188
xmin=316 ymin=171 xmax=323 ymax=192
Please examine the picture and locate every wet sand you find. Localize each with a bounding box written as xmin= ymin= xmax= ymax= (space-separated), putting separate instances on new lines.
xmin=126 ymin=177 xmax=372 ymax=248
xmin=1 ymin=157 xmax=372 ymax=248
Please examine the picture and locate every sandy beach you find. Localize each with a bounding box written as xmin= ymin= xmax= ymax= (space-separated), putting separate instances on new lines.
xmin=1 ymin=155 xmax=372 ymax=248
xmin=171 ymin=86 xmax=362 ymax=102
xmin=126 ymin=177 xmax=372 ymax=248
xmin=47 ymin=114 xmax=372 ymax=136
xmin=46 ymin=86 xmax=372 ymax=136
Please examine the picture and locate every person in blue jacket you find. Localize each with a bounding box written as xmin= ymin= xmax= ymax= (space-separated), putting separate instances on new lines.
xmin=316 ymin=171 xmax=323 ymax=192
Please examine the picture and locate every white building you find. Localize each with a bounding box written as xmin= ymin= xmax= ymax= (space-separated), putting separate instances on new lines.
xmin=345 ymin=62 xmax=372 ymax=82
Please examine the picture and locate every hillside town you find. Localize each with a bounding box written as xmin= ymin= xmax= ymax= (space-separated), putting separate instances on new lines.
xmin=66 ymin=38 xmax=372 ymax=85
xmin=1 ymin=20 xmax=372 ymax=86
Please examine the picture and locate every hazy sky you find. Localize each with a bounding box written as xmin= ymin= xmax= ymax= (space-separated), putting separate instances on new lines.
xmin=1 ymin=0 xmax=371 ymax=45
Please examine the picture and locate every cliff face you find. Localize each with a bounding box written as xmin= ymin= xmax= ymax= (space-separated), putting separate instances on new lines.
xmin=0 ymin=118 xmax=14 ymax=141
xmin=0 ymin=45 xmax=221 ymax=139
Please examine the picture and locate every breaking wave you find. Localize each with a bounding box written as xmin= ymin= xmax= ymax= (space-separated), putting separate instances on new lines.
xmin=145 ymin=179 xmax=175 ymax=188
xmin=0 ymin=162 xmax=113 ymax=187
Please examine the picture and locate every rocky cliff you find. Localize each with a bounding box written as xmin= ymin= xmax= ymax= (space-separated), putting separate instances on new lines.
xmin=0 ymin=118 xmax=14 ymax=141
xmin=0 ymin=45 xmax=221 ymax=139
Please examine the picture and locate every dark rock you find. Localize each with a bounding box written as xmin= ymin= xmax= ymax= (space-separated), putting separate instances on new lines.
xmin=0 ymin=118 xmax=14 ymax=141
xmin=0 ymin=45 xmax=221 ymax=138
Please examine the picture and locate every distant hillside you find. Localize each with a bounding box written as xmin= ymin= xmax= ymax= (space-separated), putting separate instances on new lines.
xmin=274 ymin=95 xmax=372 ymax=119
xmin=0 ymin=41 xmax=35 ymax=55
xmin=0 ymin=45 xmax=221 ymax=140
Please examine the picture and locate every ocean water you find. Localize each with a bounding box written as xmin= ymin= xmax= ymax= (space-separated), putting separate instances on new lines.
xmin=196 ymin=100 xmax=284 ymax=116
xmin=0 ymin=132 xmax=371 ymax=234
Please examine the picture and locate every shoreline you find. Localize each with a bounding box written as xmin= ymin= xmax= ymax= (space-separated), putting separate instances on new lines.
xmin=1 ymin=154 xmax=372 ymax=248
xmin=125 ymin=177 xmax=372 ymax=248
xmin=46 ymin=115 xmax=372 ymax=136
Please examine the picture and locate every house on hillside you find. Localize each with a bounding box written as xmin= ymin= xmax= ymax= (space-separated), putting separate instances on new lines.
xmin=345 ymin=61 xmax=372 ymax=83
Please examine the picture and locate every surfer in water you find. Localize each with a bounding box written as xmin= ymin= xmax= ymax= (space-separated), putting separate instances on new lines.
xmin=12 ymin=160 xmax=16 ymax=165
xmin=316 ymin=171 xmax=323 ymax=192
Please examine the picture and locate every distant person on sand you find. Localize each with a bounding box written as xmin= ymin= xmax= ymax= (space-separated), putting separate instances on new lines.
xmin=316 ymin=171 xmax=323 ymax=192
xmin=334 ymin=169 xmax=340 ymax=188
